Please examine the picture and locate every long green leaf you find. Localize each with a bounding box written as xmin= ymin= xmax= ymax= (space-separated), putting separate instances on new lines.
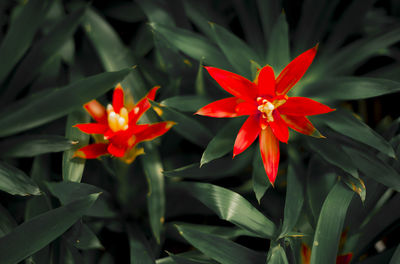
xmin=267 ymin=244 xmax=289 ymax=264
xmin=161 ymin=96 xmax=211 ymax=113
xmin=65 ymin=222 xmax=103 ymax=250
xmin=301 ymin=77 xmax=400 ymax=101
xmin=128 ymin=224 xmax=155 ymax=264
xmin=150 ymin=101 xmax=213 ymax=147
xmin=176 ymin=225 xmax=265 ymax=264
xmin=252 ymin=145 xmax=270 ymax=203
xmin=141 ymin=144 xmax=165 ymax=244
xmin=266 ymin=12 xmax=290 ymax=73
xmin=210 ymin=23 xmax=259 ymax=78
xmin=256 ymin=0 xmax=280 ymax=48
xmin=201 ymin=117 xmax=245 ymax=166
xmin=177 ymin=182 xmax=277 ymax=238
xmin=0 ymin=161 xmax=41 ymax=196
xmin=0 ymin=203 xmax=17 ymax=237
xmin=310 ymin=182 xmax=354 ymax=264
xmin=0 ymin=193 xmax=99 ymax=264
xmin=62 ymin=110 xmax=90 ymax=182
xmin=3 ymin=7 xmax=86 ymax=101
xmin=0 ymin=135 xmax=73 ymax=158
xmin=149 ymin=22 xmax=231 ymax=70
xmin=0 ymin=68 xmax=132 ymax=137
xmin=0 ymin=0 xmax=49 ymax=84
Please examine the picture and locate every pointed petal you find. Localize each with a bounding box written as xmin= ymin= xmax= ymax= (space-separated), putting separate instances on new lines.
xmin=205 ymin=66 xmax=257 ymax=101
xmin=259 ymin=126 xmax=280 ymax=185
xmin=336 ymin=253 xmax=353 ymax=264
xmin=135 ymin=121 xmax=175 ymax=143
xmin=278 ymin=97 xmax=335 ymax=116
xmin=257 ymin=65 xmax=276 ymax=97
xmin=195 ymin=97 xmax=244 ymax=118
xmin=112 ymin=84 xmax=124 ymax=113
xmin=235 ymin=101 xmax=258 ymax=116
xmin=107 ymin=143 xmax=126 ymax=157
xmin=280 ymin=115 xmax=323 ymax=137
xmin=129 ymin=86 xmax=160 ymax=124
xmin=84 ymin=100 xmax=107 ymax=124
xmin=269 ymin=112 xmax=289 ymax=143
xmin=275 ymin=45 xmax=318 ymax=95
xmin=74 ymin=123 xmax=108 ymax=134
xmin=120 ymin=147 xmax=145 ymax=164
xmin=233 ymin=115 xmax=260 ymax=157
xmin=74 ymin=143 xmax=108 ymax=159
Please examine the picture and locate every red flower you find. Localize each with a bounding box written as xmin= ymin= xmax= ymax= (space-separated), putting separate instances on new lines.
xmin=196 ymin=45 xmax=334 ymax=185
xmin=74 ymin=84 xmax=174 ymax=163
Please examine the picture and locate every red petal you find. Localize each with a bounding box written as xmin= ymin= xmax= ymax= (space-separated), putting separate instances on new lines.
xmin=129 ymin=86 xmax=160 ymax=124
xmin=205 ymin=67 xmax=257 ymax=102
xmin=269 ymin=112 xmax=289 ymax=143
xmin=84 ymin=100 xmax=107 ymax=124
xmin=112 ymin=84 xmax=124 ymax=113
xmin=278 ymin=97 xmax=335 ymax=116
xmin=275 ymin=45 xmax=318 ymax=95
xmin=259 ymin=126 xmax=280 ymax=185
xmin=74 ymin=123 xmax=108 ymax=134
xmin=235 ymin=101 xmax=258 ymax=116
xmin=281 ymin=115 xmax=322 ymax=137
xmin=107 ymin=143 xmax=126 ymax=157
xmin=74 ymin=143 xmax=108 ymax=159
xmin=336 ymin=253 xmax=353 ymax=264
xmin=257 ymin=65 xmax=276 ymax=97
xmin=135 ymin=121 xmax=175 ymax=143
xmin=195 ymin=97 xmax=244 ymax=118
xmin=233 ymin=115 xmax=260 ymax=157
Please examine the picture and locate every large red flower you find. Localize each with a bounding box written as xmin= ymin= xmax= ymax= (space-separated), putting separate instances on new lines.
xmin=74 ymin=84 xmax=174 ymax=163
xmin=196 ymin=45 xmax=334 ymax=185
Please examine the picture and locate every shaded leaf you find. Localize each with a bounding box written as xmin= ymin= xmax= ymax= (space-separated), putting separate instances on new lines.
xmin=0 ymin=193 xmax=99 ymax=264
xmin=267 ymin=244 xmax=289 ymax=264
xmin=161 ymin=96 xmax=211 ymax=112
xmin=0 ymin=161 xmax=41 ymax=196
xmin=128 ymin=224 xmax=155 ymax=264
xmin=252 ymin=145 xmax=270 ymax=203
xmin=266 ymin=12 xmax=290 ymax=73
xmin=66 ymin=222 xmax=103 ymax=250
xmin=0 ymin=203 xmax=17 ymax=237
xmin=0 ymin=68 xmax=132 ymax=137
xmin=104 ymin=2 xmax=145 ymax=23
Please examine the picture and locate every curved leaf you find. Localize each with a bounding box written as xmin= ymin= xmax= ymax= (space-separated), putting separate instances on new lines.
xmin=0 ymin=161 xmax=41 ymax=196
xmin=0 ymin=193 xmax=99 ymax=264
xmin=177 ymin=182 xmax=277 ymax=238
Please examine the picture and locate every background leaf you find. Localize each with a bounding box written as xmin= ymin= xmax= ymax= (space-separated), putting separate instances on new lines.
xmin=0 ymin=161 xmax=41 ymax=196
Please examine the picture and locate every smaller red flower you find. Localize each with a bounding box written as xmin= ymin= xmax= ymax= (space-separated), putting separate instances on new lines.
xmin=74 ymin=84 xmax=174 ymax=163
xmin=196 ymin=45 xmax=334 ymax=185
xmin=301 ymin=243 xmax=352 ymax=264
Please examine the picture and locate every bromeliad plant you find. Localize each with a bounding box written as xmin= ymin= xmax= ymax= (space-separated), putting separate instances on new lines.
xmin=196 ymin=45 xmax=334 ymax=184
xmin=0 ymin=0 xmax=399 ymax=264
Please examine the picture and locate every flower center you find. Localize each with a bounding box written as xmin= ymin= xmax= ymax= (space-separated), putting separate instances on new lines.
xmin=257 ymin=96 xmax=287 ymax=122
xmin=107 ymin=104 xmax=129 ymax=132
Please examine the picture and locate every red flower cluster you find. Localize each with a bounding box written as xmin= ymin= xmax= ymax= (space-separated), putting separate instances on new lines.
xmin=74 ymin=84 xmax=174 ymax=163
xmin=196 ymin=45 xmax=334 ymax=185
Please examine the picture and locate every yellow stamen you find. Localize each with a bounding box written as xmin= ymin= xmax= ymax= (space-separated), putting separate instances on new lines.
xmin=107 ymin=106 xmax=129 ymax=132
xmin=108 ymin=112 xmax=119 ymax=132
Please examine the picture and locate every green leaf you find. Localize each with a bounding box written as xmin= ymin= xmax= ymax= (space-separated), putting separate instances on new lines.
xmin=176 ymin=182 xmax=277 ymax=239
xmin=301 ymin=77 xmax=400 ymax=101
xmin=141 ymin=145 xmax=165 ymax=244
xmin=389 ymin=244 xmax=400 ymax=264
xmin=201 ymin=117 xmax=245 ymax=166
xmin=210 ymin=22 xmax=259 ymax=78
xmin=0 ymin=193 xmax=99 ymax=264
xmin=280 ymin=149 xmax=304 ymax=237
xmin=0 ymin=203 xmax=17 ymax=237
xmin=62 ymin=110 xmax=90 ymax=182
xmin=0 ymin=161 xmax=41 ymax=196
xmin=176 ymin=225 xmax=265 ymax=264
xmin=320 ymin=109 xmax=395 ymax=158
xmin=149 ymin=23 xmax=231 ymax=70
xmin=150 ymin=101 xmax=213 ymax=147
xmin=3 ymin=7 xmax=86 ymax=101
xmin=252 ymin=145 xmax=270 ymax=203
xmin=0 ymin=135 xmax=73 ymax=158
xmin=0 ymin=68 xmax=132 ymax=138
xmin=65 ymin=222 xmax=103 ymax=250
xmin=161 ymin=96 xmax=211 ymax=112
xmin=165 ymin=149 xmax=253 ymax=180
xmin=0 ymin=0 xmax=49 ymax=84
xmin=128 ymin=224 xmax=155 ymax=264
xmin=343 ymin=146 xmax=400 ymax=192
xmin=46 ymin=181 xmax=116 ymax=218
xmin=310 ymin=182 xmax=354 ymax=264
xmin=83 ymin=8 xmax=148 ymax=99
xmin=266 ymin=12 xmax=290 ymax=73
xmin=267 ymin=244 xmax=289 ymax=264
xmin=256 ymin=0 xmax=280 ymax=46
